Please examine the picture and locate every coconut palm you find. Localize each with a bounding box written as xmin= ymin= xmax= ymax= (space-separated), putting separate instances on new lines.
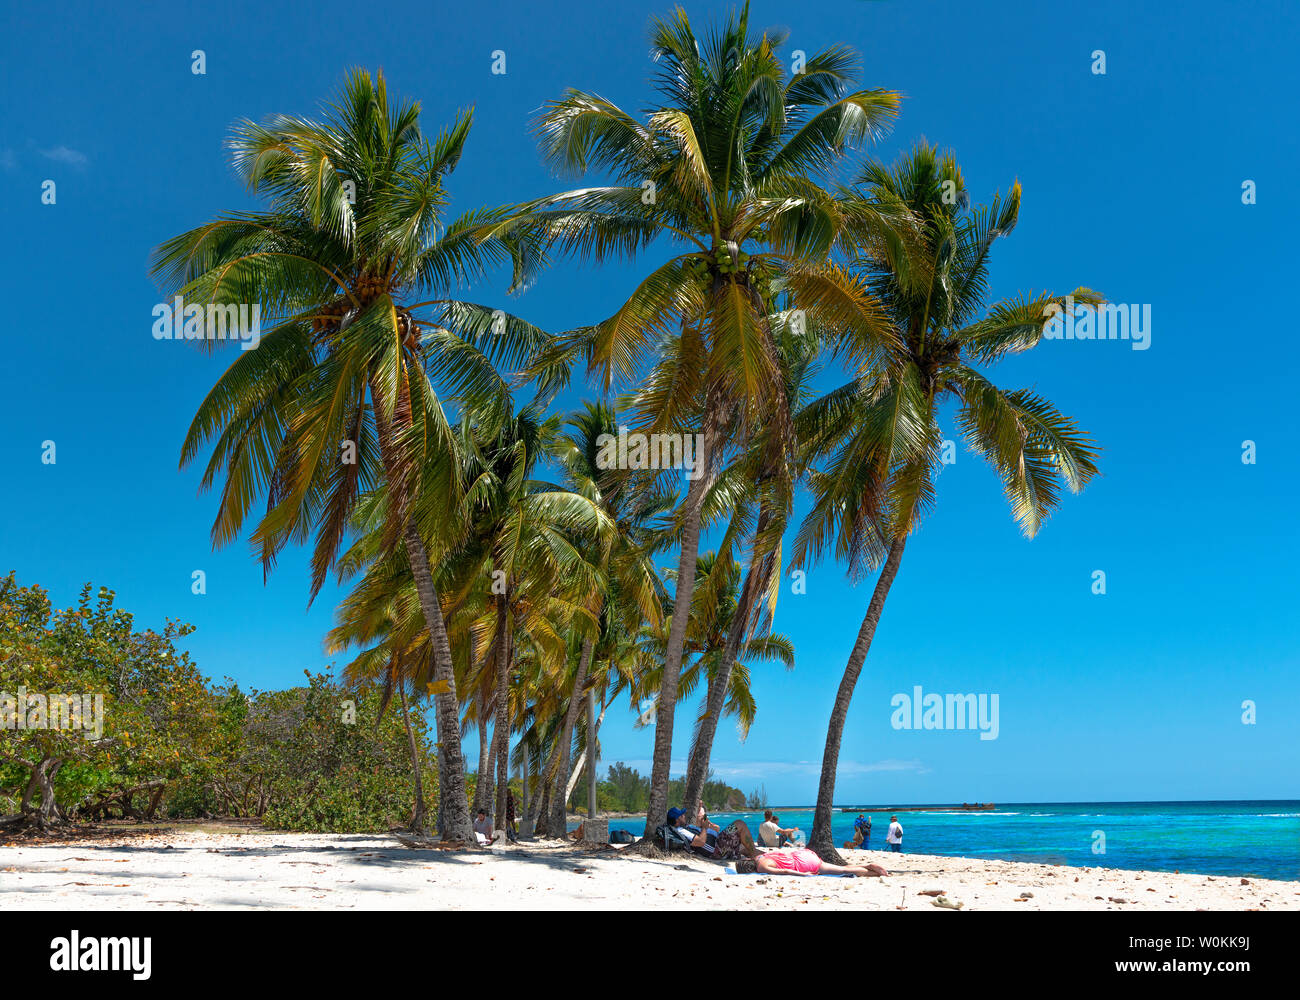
xmin=678 ymin=305 xmax=821 ymax=820
xmin=151 ymin=70 xmax=549 ymax=844
xmin=451 ymin=406 xmax=616 ymax=829
xmin=511 ymin=0 xmax=902 ymax=839
xmin=796 ymin=143 xmax=1103 ymax=861
xmin=531 ymin=402 xmax=668 ymax=836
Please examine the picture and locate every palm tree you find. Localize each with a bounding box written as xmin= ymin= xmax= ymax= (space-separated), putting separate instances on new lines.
xmin=679 ymin=306 xmax=820 ymax=820
xmin=796 ymin=143 xmax=1102 ymax=861
xmin=533 ymin=402 xmax=666 ymax=836
xmin=512 ymin=0 xmax=902 ymax=839
xmin=452 ymin=406 xmax=614 ymax=830
xmin=151 ymin=70 xmax=548 ymax=844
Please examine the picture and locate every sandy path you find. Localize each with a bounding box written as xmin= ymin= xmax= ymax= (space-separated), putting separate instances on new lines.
xmin=2 ymin=830 xmax=1296 ymax=910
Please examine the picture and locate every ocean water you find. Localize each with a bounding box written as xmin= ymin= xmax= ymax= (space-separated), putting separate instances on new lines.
xmin=585 ymin=800 xmax=1300 ymax=879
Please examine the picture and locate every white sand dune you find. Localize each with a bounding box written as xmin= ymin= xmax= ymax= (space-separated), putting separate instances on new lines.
xmin=2 ymin=829 xmax=1296 ymax=911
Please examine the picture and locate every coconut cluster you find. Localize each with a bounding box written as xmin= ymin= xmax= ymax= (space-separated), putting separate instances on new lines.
xmin=309 ymin=274 xmax=420 ymax=351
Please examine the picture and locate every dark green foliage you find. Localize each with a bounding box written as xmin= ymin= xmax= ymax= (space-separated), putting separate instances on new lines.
xmin=169 ymin=673 xmax=438 ymax=833
xmin=568 ymin=761 xmax=746 ymax=814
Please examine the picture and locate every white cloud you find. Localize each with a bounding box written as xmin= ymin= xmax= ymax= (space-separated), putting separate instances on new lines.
xmin=609 ymin=757 xmax=931 ymax=781
xmin=39 ymin=145 xmax=88 ymax=166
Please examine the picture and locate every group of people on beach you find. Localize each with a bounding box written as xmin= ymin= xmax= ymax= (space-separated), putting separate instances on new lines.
xmin=844 ymin=813 xmax=905 ymax=852
xmin=666 ymin=805 xmax=890 ymax=878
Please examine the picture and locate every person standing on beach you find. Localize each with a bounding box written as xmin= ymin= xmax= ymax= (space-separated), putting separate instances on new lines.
xmin=886 ymin=815 xmax=903 ymax=852
xmin=855 ymin=814 xmax=872 ymax=848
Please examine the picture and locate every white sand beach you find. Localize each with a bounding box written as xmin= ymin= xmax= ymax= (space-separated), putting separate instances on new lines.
xmin=3 ymin=827 xmax=1296 ymax=911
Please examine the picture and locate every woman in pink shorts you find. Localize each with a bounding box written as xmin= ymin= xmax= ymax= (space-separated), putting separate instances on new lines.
xmin=736 ymin=848 xmax=888 ymax=877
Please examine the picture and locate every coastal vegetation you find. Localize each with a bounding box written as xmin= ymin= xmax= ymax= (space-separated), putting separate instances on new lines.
xmin=1 ymin=3 xmax=1098 ymax=853
xmin=0 ymin=576 xmax=431 ymax=832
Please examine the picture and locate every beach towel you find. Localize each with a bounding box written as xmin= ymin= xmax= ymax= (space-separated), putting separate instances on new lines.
xmin=723 ymin=865 xmax=851 ymax=877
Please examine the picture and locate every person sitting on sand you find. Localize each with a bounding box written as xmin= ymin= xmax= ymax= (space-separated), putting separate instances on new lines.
xmin=668 ymin=805 xmax=759 ymax=860
xmin=772 ymin=813 xmax=802 ymax=846
xmin=759 ymin=811 xmax=798 ymax=848
xmin=474 ymin=808 xmax=500 ymax=846
xmin=735 ymin=847 xmax=888 ymax=878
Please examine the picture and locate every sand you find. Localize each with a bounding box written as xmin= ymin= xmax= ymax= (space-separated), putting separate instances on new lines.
xmin=2 ymin=828 xmax=1296 ymax=910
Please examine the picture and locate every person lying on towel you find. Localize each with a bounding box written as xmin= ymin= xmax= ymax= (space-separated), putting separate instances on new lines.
xmin=735 ymin=847 xmax=888 ymax=878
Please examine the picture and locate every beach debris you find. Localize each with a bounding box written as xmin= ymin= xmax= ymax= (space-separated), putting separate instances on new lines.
xmin=931 ymin=895 xmax=963 ymax=910
xmin=1108 ymin=896 xmax=1128 ymax=904
xmin=918 ymin=889 xmax=945 ymax=897
xmin=1240 ymin=878 xmax=1250 ymax=885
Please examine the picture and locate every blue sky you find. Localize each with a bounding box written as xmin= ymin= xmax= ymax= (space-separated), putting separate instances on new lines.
xmin=2 ymin=0 xmax=1296 ymax=805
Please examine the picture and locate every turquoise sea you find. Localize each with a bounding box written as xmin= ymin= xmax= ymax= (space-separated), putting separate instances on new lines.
xmin=584 ymin=800 xmax=1300 ymax=879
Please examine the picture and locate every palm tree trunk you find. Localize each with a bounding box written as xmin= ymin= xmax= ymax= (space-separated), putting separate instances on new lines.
xmin=523 ymin=752 xmax=546 ymax=830
xmin=480 ymin=719 xmax=498 ymax=822
xmin=493 ymin=612 xmax=513 ymax=831
xmin=547 ymin=637 xmax=593 ymax=837
xmin=681 ymin=552 xmax=763 ymax=822
xmin=564 ymin=696 xmax=607 ymax=801
xmin=586 ymin=686 xmax=598 ymax=819
xmin=808 ymin=535 xmax=907 ymax=863
xmin=398 ymin=684 xmax=427 ymax=834
xmin=642 ymin=435 xmax=716 ymax=838
xmin=479 ymin=596 xmax=509 ymax=822
xmin=535 ymin=778 xmax=553 ymax=836
xmin=473 ymin=689 xmax=489 ymax=815
xmin=401 ymin=519 xmax=476 ymax=845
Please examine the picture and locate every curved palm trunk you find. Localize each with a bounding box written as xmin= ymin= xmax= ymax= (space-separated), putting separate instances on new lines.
xmin=681 ymin=554 xmax=763 ymax=822
xmin=401 ymin=519 xmax=476 ymax=845
xmin=535 ymin=779 xmax=553 ymax=836
xmin=398 ymin=684 xmax=427 ymax=834
xmin=547 ymin=638 xmax=594 ymax=837
xmin=642 ymin=453 xmax=715 ymax=838
xmin=808 ymin=536 xmax=907 ymax=863
xmin=566 ymin=694 xmax=607 ymax=802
